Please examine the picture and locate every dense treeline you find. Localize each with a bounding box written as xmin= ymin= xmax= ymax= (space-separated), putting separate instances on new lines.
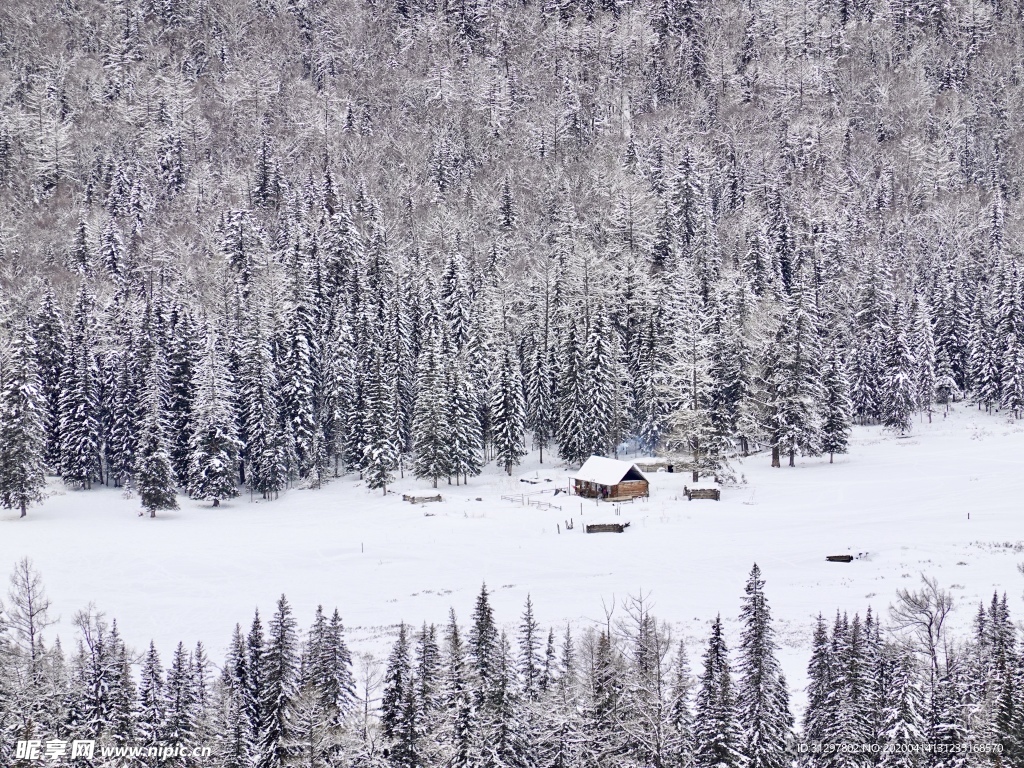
xmin=1 ymin=0 xmax=1024 ymax=514
xmin=1 ymin=561 xmax=1022 ymax=767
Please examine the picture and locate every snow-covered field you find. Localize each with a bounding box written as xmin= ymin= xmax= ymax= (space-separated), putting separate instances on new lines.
xmin=3 ymin=403 xmax=1024 ymax=706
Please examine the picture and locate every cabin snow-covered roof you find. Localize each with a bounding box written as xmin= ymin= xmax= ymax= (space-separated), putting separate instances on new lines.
xmin=571 ymin=456 xmax=648 ymax=486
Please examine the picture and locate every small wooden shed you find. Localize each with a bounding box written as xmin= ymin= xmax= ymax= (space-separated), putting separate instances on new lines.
xmin=572 ymin=457 xmax=649 ymax=501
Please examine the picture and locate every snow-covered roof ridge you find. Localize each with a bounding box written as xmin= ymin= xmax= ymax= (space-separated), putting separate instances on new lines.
xmin=571 ymin=456 xmax=648 ymax=486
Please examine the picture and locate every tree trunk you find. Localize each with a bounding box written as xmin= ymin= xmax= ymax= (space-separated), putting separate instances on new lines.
xmin=20 ymin=500 xmax=27 ymax=518
xmin=213 ymin=498 xmax=220 ymax=507
xmin=150 ymin=508 xmax=156 ymax=518
xmin=830 ymin=452 xmax=834 ymax=464
xmin=692 ymin=469 xmax=699 ymax=482
xmin=789 ymin=447 xmax=795 ymax=467
xmin=771 ymin=446 xmax=780 ymax=468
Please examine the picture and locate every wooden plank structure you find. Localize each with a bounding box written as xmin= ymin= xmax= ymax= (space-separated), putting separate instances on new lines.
xmin=572 ymin=457 xmax=650 ymax=501
xmin=585 ymin=522 xmax=630 ymax=534
xmin=402 ymin=494 xmax=442 ymax=504
xmin=684 ymin=486 xmax=721 ymax=501
xmin=826 ymin=555 xmax=854 ymax=563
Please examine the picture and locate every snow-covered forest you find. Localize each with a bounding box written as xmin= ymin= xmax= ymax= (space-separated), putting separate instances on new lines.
xmin=1 ymin=0 xmax=1024 ymax=514
xmin=0 ymin=559 xmax=1021 ymax=767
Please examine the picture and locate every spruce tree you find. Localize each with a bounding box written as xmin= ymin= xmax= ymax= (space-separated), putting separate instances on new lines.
xmin=258 ymin=595 xmax=299 ymax=768
xmin=33 ymin=288 xmax=67 ymax=472
xmin=135 ymin=363 xmax=178 ymax=518
xmin=0 ymin=320 xmax=48 ymax=517
xmin=693 ymin=615 xmax=742 ymax=768
xmin=412 ymin=324 xmax=450 ymax=487
xmin=881 ymin=304 xmax=916 ymax=434
xmin=361 ymin=346 xmax=400 ymax=494
xmin=187 ymin=332 xmax=241 ymax=506
xmin=736 ymin=564 xmax=793 ymax=768
xmin=490 ymin=342 xmax=527 ymax=475
xmin=59 ymin=285 xmax=102 ymax=489
xmin=820 ymin=344 xmax=853 ymax=463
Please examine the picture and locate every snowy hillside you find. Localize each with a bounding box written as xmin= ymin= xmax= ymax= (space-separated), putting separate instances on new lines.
xmin=4 ymin=402 xmax=1023 ymax=704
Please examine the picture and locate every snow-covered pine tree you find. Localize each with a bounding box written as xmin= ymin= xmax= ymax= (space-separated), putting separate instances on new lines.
xmin=490 ymin=341 xmax=527 ymax=475
xmin=910 ymin=298 xmax=937 ymax=421
xmin=659 ymin=257 xmax=715 ymax=479
xmin=693 ymin=615 xmax=743 ymax=768
xmin=382 ymin=622 xmax=421 ymax=768
xmin=1001 ymin=333 xmax=1024 ymax=418
xmin=257 ymin=595 xmax=299 ymax=768
xmin=33 ymin=288 xmax=67 ymax=472
xmin=281 ymin=268 xmax=318 ymax=480
xmin=518 ymin=595 xmax=542 ymax=703
xmin=138 ymin=642 xmax=166 ymax=750
xmin=304 ymin=606 xmax=355 ymax=724
xmin=736 ymin=564 xmax=793 ymax=768
xmin=469 ymin=584 xmax=499 ymax=703
xmin=557 ymin=323 xmax=589 ymax=466
xmin=444 ymin=358 xmax=483 ymax=483
xmin=581 ymin=312 xmax=623 ymax=458
xmin=59 ymin=285 xmax=102 ymax=489
xmin=0 ymin=320 xmax=47 ymax=517
xmin=240 ymin=308 xmax=287 ymax=501
xmin=441 ymin=609 xmax=474 ymax=768
xmin=361 ymin=344 xmax=400 ymax=494
xmin=762 ymin=271 xmax=823 ymax=467
xmin=166 ymin=305 xmax=200 ymax=485
xmin=187 ymin=332 xmax=241 ymax=506
xmin=877 ymin=649 xmax=925 ymax=768
xmin=412 ymin=323 xmax=451 ymax=487
xmin=932 ymin=267 xmax=971 ymax=394
xmin=163 ymin=642 xmax=198 ymax=750
xmin=880 ymin=303 xmax=916 ymax=434
xmin=820 ymin=343 xmax=853 ymax=463
xmin=967 ymin=292 xmax=1000 ymax=411
xmin=526 ymin=342 xmax=556 ymax=463
xmin=135 ymin=359 xmax=178 ymax=518
xmin=666 ymin=640 xmax=695 ymax=768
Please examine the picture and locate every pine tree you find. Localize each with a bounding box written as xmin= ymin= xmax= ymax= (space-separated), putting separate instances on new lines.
xmin=557 ymin=324 xmax=588 ymax=466
xmin=382 ymin=622 xmax=420 ymax=768
xmin=762 ymin=272 xmax=823 ymax=468
xmin=166 ymin=306 xmax=200 ymax=485
xmin=881 ymin=304 xmax=916 ymax=434
xmin=258 ymin=595 xmax=299 ymax=768
xmin=59 ymin=285 xmax=102 ymax=489
xmin=0 ymin=320 xmax=48 ymax=517
xmin=518 ymin=595 xmax=542 ymax=703
xmin=693 ymin=615 xmax=742 ymax=768
xmin=877 ymin=650 xmax=925 ymax=768
xmin=820 ymin=344 xmax=853 ymax=463
xmin=135 ymin=361 xmax=178 ymax=518
xmin=526 ymin=342 xmax=556 ymax=464
xmin=138 ymin=642 xmax=166 ymax=749
xmin=412 ymin=324 xmax=451 ymax=487
xmin=361 ymin=345 xmax=400 ymax=494
xmin=469 ymin=584 xmax=499 ymax=699
xmin=490 ymin=342 xmax=527 ymax=475
xmin=445 ymin=356 xmax=483 ymax=485
xmin=187 ymin=332 xmax=241 ymax=506
xmin=304 ymin=606 xmax=355 ymax=723
xmin=34 ymin=288 xmax=67 ymax=472
xmin=163 ymin=642 xmax=198 ymax=748
xmin=910 ymin=298 xmax=937 ymax=421
xmin=667 ymin=641 xmax=695 ymax=767
xmin=736 ymin=564 xmax=793 ymax=768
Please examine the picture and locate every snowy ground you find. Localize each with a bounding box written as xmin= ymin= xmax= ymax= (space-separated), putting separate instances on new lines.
xmin=3 ymin=402 xmax=1024 ymax=709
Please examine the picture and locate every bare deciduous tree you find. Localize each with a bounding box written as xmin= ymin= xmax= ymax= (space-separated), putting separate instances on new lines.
xmin=5 ymin=558 xmax=54 ymax=674
xmin=889 ymin=573 xmax=954 ymax=684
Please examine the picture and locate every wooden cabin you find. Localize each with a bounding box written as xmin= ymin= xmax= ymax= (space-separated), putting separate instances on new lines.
xmin=572 ymin=457 xmax=650 ymax=501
